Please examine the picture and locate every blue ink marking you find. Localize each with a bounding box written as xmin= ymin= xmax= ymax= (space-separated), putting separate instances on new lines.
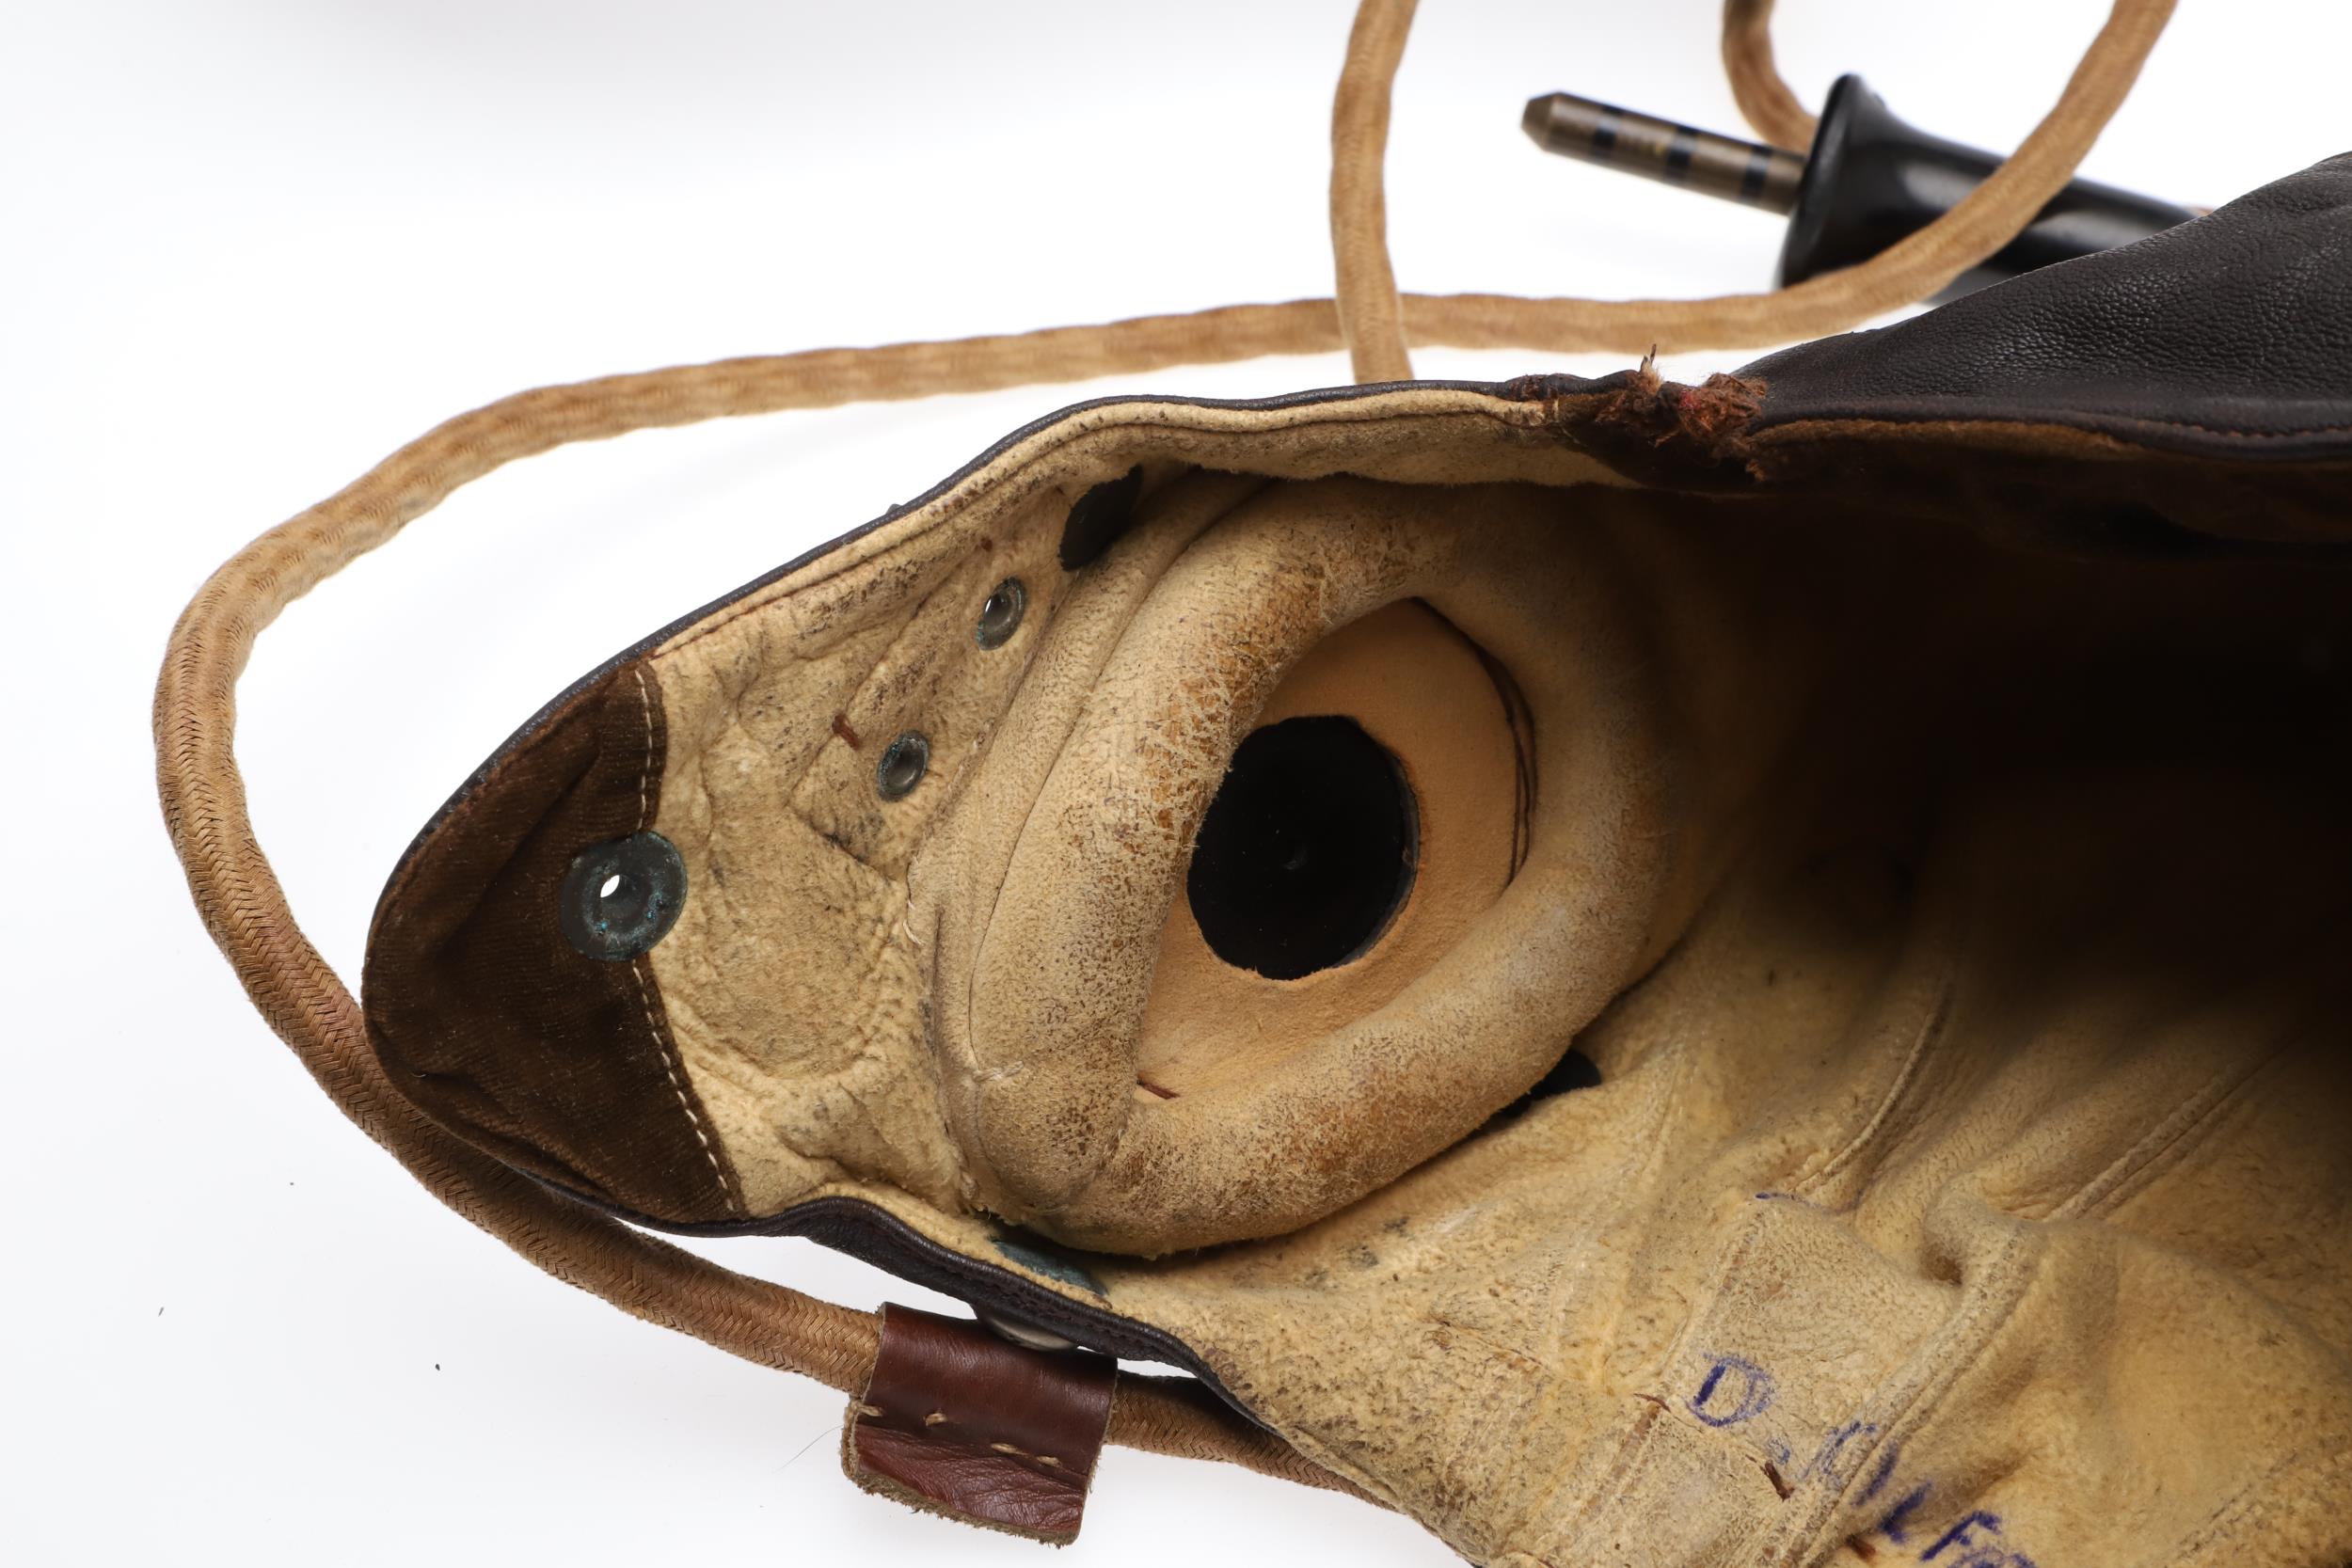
xmin=1924 ymin=1512 xmax=2001 ymax=1560
xmin=1805 ymin=1420 xmax=1879 ymax=1484
xmin=1856 ymin=1440 xmax=1901 ymax=1505
xmin=1875 ymin=1482 xmax=1932 ymax=1545
xmin=1672 ymin=1352 xmax=2048 ymax=1567
xmin=1688 ymin=1353 xmax=1777 ymax=1428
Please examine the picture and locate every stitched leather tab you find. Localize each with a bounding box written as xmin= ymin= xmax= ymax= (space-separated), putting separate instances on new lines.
xmin=844 ymin=1304 xmax=1117 ymax=1544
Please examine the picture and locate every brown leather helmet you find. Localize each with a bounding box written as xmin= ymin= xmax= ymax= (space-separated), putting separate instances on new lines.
xmin=354 ymin=158 xmax=2352 ymax=1561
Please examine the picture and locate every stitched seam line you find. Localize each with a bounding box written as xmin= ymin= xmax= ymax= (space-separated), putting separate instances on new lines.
xmin=1565 ymin=1046 xmax=1698 ymax=1385
xmin=1793 ymin=978 xmax=1952 ymax=1202
xmin=1492 ymin=1051 xmax=1702 ymax=1553
xmin=630 ymin=667 xmax=656 ymax=831
xmin=1774 ymin=1227 xmax=2041 ymax=1565
xmin=1756 ymin=409 xmax=2352 ymax=442
xmin=2056 ymin=1029 xmax=2301 ymax=1224
xmin=633 ymin=958 xmax=741 ymax=1216
xmin=628 ymin=667 xmax=741 ymax=1217
xmin=2169 ymin=1441 xmax=2352 ymax=1560
xmin=1772 ymin=1015 xmax=2323 ymax=1558
xmin=1770 ymin=1047 xmax=2282 ymax=1555
xmin=648 ymin=403 xmax=1539 ymax=662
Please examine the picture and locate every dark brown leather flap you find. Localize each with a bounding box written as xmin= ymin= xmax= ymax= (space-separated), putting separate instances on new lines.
xmin=845 ymin=1304 xmax=1116 ymax=1544
xmin=1739 ymin=152 xmax=2352 ymax=460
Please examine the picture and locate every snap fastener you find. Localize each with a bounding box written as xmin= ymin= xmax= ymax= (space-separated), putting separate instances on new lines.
xmin=557 ymin=832 xmax=688 ymax=960
xmin=976 ymin=578 xmax=1026 ymax=649
xmin=975 ymin=1306 xmax=1078 ymax=1354
xmin=876 ymin=732 xmax=930 ymax=800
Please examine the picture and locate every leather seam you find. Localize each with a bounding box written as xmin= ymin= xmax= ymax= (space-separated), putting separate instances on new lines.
xmin=1753 ymin=410 xmax=2352 ymax=444
xmin=629 ymin=958 xmax=742 ymax=1217
xmin=629 ymin=666 xmax=743 ymax=1218
xmin=649 ymin=404 xmax=1550 ymax=664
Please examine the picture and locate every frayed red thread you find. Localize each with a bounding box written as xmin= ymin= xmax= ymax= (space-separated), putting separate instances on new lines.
xmin=1596 ymin=367 xmax=1765 ymax=449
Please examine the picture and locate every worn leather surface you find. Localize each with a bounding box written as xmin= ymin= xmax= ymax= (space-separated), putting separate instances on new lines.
xmin=1741 ymin=152 xmax=2352 ymax=456
xmin=845 ymin=1305 xmax=1113 ymax=1544
xmin=362 ymin=661 xmax=745 ymax=1222
xmin=363 ymin=158 xmax=2352 ymax=1565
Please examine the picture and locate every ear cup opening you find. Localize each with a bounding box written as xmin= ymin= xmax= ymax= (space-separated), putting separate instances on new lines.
xmin=1184 ymin=716 xmax=1419 ymax=981
xmin=1133 ymin=598 xmax=1525 ymax=1101
xmin=952 ymin=479 xmax=1679 ymax=1253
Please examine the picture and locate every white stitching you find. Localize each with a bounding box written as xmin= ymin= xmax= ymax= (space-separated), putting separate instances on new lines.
xmin=628 ymin=667 xmax=741 ymax=1216
xmin=630 ymin=667 xmax=656 ymax=831
xmin=632 ymin=957 xmax=740 ymax=1215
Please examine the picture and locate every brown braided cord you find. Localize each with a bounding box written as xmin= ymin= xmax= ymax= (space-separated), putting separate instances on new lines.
xmin=1723 ymin=0 xmax=1820 ymax=150
xmin=1331 ymin=0 xmax=1418 ymax=383
xmin=154 ymin=0 xmax=2169 ymax=1502
xmin=1112 ymin=1375 xmax=1372 ymax=1499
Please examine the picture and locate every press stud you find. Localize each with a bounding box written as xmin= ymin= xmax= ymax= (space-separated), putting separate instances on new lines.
xmin=976 ymin=578 xmax=1026 ymax=649
xmin=876 ymin=732 xmax=930 ymax=800
xmin=975 ymin=1306 xmax=1078 ymax=1354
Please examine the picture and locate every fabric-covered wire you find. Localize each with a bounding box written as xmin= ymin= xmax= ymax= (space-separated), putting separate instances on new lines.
xmin=1723 ymin=0 xmax=1821 ymax=150
xmin=1329 ymin=0 xmax=2175 ymax=381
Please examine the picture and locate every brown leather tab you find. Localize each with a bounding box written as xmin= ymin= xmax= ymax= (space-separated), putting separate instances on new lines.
xmin=844 ymin=1304 xmax=1117 ymax=1544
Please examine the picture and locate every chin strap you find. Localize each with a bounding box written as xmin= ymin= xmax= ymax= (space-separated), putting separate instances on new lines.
xmin=153 ymin=0 xmax=2169 ymax=1515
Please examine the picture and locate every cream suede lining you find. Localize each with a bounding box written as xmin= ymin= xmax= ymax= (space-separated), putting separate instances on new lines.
xmin=632 ymin=387 xmax=2352 ymax=1565
xmin=645 ymin=388 xmax=1630 ymax=1220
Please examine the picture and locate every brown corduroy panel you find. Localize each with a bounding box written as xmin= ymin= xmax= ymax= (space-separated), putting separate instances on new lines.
xmin=363 ymin=661 xmax=746 ymax=1225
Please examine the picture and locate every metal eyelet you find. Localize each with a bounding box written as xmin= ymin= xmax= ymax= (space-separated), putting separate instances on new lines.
xmin=876 ymin=732 xmax=930 ymax=800
xmin=976 ymin=578 xmax=1026 ymax=649
xmin=557 ymin=832 xmax=688 ymax=960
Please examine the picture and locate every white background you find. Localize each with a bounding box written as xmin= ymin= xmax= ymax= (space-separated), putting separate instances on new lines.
xmin=6 ymin=3 xmax=2344 ymax=1562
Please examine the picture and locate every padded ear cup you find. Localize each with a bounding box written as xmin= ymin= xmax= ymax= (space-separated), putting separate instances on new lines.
xmin=1136 ymin=600 xmax=1525 ymax=1100
xmin=939 ymin=478 xmax=1702 ymax=1255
